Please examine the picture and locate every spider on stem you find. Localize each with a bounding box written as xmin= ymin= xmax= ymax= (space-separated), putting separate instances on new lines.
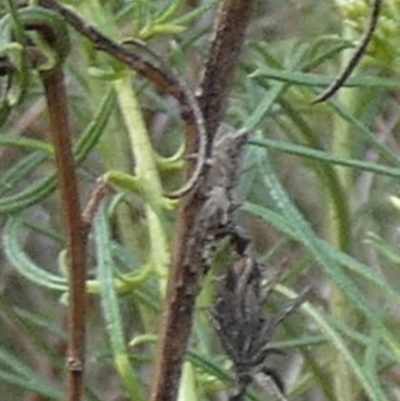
xmin=209 ymin=256 xmax=308 ymax=401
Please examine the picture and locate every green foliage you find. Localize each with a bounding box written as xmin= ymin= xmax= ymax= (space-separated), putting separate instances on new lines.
xmin=1 ymin=1 xmax=400 ymax=401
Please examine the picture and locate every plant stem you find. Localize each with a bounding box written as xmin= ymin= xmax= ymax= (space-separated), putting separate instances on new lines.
xmin=198 ymin=0 xmax=255 ymax=138
xmin=74 ymin=0 xmax=146 ymax=260
xmin=42 ymin=68 xmax=86 ymax=401
xmin=39 ymin=0 xmax=208 ymax=199
xmin=113 ymin=71 xmax=170 ymax=285
xmin=150 ymin=2 xmax=254 ymax=401
xmin=329 ymin=23 xmax=356 ymax=401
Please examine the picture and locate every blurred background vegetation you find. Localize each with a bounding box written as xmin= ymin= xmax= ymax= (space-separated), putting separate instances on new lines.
xmin=1 ymin=0 xmax=400 ymax=400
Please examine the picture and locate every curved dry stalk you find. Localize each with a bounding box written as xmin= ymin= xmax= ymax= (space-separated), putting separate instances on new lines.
xmin=312 ymin=0 xmax=382 ymax=104
xmin=38 ymin=0 xmax=206 ymax=199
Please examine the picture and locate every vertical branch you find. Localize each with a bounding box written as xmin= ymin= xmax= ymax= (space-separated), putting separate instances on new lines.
xmin=150 ymin=2 xmax=254 ymax=401
xmin=42 ymin=69 xmax=86 ymax=401
xmin=198 ymin=0 xmax=255 ymax=138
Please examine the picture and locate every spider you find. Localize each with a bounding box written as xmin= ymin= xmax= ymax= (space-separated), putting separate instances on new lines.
xmin=209 ymin=256 xmax=308 ymax=401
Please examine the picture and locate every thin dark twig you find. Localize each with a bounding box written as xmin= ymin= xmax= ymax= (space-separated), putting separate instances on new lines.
xmin=81 ymin=179 xmax=110 ymax=235
xmin=38 ymin=0 xmax=206 ymax=199
xmin=312 ymin=0 xmax=382 ymax=104
xmin=42 ymin=68 xmax=87 ymax=401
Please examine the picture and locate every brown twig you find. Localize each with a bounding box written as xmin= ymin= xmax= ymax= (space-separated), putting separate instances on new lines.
xmin=197 ymin=0 xmax=255 ymax=139
xmin=42 ymin=68 xmax=86 ymax=401
xmin=312 ymin=0 xmax=382 ymax=104
xmin=81 ymin=179 xmax=110 ymax=235
xmin=150 ymin=2 xmax=255 ymax=401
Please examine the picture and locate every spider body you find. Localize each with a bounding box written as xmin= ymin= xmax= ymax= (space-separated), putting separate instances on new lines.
xmin=210 ymin=257 xmax=307 ymax=400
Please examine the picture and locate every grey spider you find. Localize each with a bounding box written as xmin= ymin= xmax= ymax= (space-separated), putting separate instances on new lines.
xmin=209 ymin=257 xmax=308 ymax=401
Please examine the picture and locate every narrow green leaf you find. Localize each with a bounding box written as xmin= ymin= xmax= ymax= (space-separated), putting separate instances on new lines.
xmin=3 ymin=216 xmax=67 ymax=290
xmin=364 ymin=329 xmax=388 ymax=400
xmin=0 ymin=175 xmax=57 ymax=214
xmin=251 ymin=68 xmax=400 ymax=91
xmin=255 ymin=151 xmax=400 ymax=362
xmin=317 ymin=93 xmax=400 ymax=166
xmin=0 ymin=152 xmax=47 ymax=197
xmin=94 ymin=205 xmax=145 ymax=401
xmin=0 ymin=370 xmax=62 ymax=399
xmin=169 ymin=0 xmax=220 ymax=26
xmin=244 ymin=46 xmax=307 ymax=131
xmin=243 ymin=203 xmax=400 ymax=309
xmin=155 ymin=0 xmax=185 ymax=24
xmin=251 ymin=138 xmax=400 ymax=178
xmin=244 ymin=81 xmax=287 ymax=131
xmin=0 ymin=88 xmax=114 ymax=214
xmin=74 ymin=87 xmax=115 ymax=162
xmin=186 ymin=351 xmax=260 ymax=401
xmin=321 ymin=310 xmax=395 ymax=362
xmin=277 ymin=285 xmax=389 ymax=401
xmin=0 ymin=346 xmax=62 ymax=399
xmin=0 ymin=134 xmax=52 ymax=154
xmin=365 ymin=232 xmax=400 ymax=264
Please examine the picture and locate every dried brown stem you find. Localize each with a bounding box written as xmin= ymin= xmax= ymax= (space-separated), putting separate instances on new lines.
xmin=81 ymin=179 xmax=110 ymax=234
xmin=198 ymin=0 xmax=255 ymax=139
xmin=42 ymin=68 xmax=86 ymax=401
xmin=312 ymin=0 xmax=382 ymax=103
xmin=150 ymin=2 xmax=254 ymax=401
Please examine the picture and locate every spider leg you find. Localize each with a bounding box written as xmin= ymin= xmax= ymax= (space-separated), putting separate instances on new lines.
xmin=260 ymin=367 xmax=285 ymax=394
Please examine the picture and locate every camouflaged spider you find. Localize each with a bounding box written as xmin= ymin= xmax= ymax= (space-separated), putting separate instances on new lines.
xmin=209 ymin=257 xmax=308 ymax=401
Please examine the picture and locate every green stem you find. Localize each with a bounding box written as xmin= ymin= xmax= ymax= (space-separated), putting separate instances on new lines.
xmin=329 ymin=24 xmax=357 ymax=401
xmin=177 ymin=362 xmax=198 ymax=401
xmin=75 ymin=0 xmax=171 ymax=278
xmin=76 ymin=0 xmax=145 ymax=261
xmin=113 ymin=71 xmax=170 ymax=289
